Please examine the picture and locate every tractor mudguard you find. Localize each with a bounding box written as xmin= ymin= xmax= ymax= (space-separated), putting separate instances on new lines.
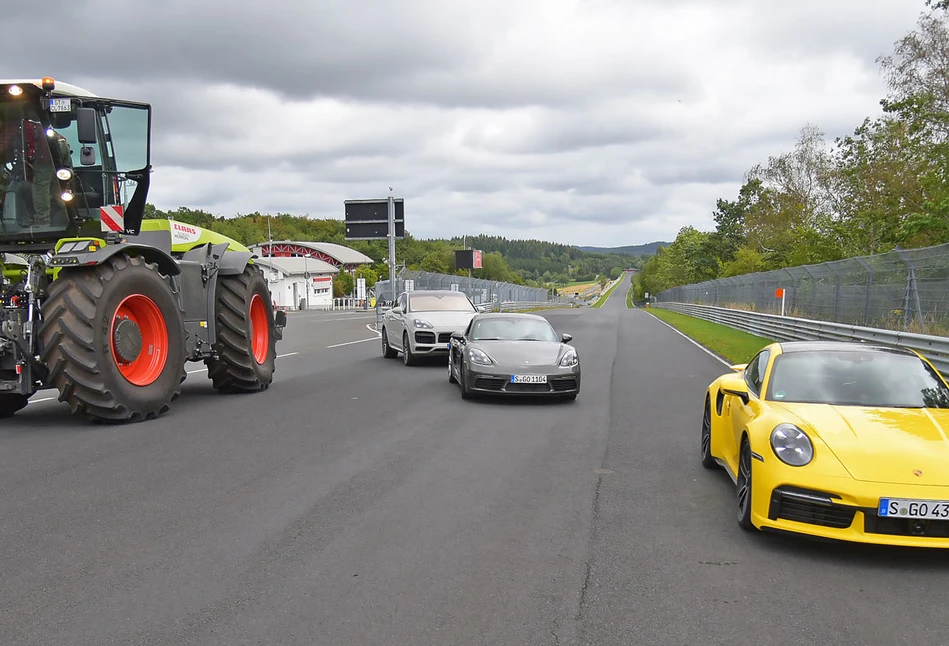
xmin=218 ymin=250 xmax=255 ymax=276
xmin=48 ymin=240 xmax=181 ymax=277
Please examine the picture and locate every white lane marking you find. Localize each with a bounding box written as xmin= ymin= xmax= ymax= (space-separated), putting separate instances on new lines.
xmin=642 ymin=311 xmax=729 ymax=367
xmin=327 ymin=337 xmax=381 ymax=348
xmin=277 ymin=352 xmax=299 ymax=359
xmin=366 ymin=324 xmax=381 ymax=336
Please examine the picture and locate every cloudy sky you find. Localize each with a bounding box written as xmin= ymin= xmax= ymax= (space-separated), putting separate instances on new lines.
xmin=2 ymin=0 xmax=927 ymax=247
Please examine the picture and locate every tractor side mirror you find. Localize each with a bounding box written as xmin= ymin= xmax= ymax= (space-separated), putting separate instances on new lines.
xmin=76 ymin=108 xmax=97 ymax=144
xmin=80 ymin=146 xmax=96 ymax=166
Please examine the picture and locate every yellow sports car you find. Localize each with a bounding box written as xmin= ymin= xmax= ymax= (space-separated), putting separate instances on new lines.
xmin=702 ymin=340 xmax=949 ymax=547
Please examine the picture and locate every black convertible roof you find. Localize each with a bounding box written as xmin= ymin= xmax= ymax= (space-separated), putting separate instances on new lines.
xmin=777 ymin=341 xmax=915 ymax=356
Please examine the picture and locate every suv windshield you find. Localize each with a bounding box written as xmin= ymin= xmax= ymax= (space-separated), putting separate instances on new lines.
xmin=409 ymin=293 xmax=475 ymax=312
xmin=767 ymin=350 xmax=949 ymax=408
xmin=471 ymin=317 xmax=559 ymax=342
xmin=0 ymin=99 xmax=72 ymax=236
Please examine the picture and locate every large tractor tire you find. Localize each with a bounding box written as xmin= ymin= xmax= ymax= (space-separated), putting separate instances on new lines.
xmin=38 ymin=254 xmax=187 ymax=423
xmin=0 ymin=394 xmax=30 ymax=419
xmin=205 ymin=264 xmax=277 ymax=393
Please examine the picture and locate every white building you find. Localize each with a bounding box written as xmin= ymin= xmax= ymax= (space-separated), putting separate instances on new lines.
xmin=254 ymin=256 xmax=339 ymax=310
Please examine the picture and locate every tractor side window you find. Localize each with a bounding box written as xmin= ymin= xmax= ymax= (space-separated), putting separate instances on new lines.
xmin=102 ymin=105 xmax=149 ymax=210
xmin=104 ymin=105 xmax=149 ymax=172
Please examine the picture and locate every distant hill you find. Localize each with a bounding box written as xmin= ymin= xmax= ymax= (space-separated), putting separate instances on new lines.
xmin=577 ymin=242 xmax=669 ymax=257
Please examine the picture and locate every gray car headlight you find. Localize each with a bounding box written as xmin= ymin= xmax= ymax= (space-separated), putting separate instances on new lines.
xmin=413 ymin=319 xmax=433 ymax=329
xmin=770 ymin=423 xmax=814 ymax=466
xmin=469 ymin=348 xmax=493 ymax=365
xmin=559 ymin=350 xmax=578 ymax=367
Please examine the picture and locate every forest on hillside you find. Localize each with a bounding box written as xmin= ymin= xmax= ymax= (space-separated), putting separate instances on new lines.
xmin=143 ymin=205 xmax=647 ymax=289
xmin=636 ymin=1 xmax=949 ymax=300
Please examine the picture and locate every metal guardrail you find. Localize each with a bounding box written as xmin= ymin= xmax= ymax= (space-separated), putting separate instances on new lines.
xmin=654 ymin=302 xmax=949 ymax=375
xmin=496 ymin=301 xmax=576 ymax=312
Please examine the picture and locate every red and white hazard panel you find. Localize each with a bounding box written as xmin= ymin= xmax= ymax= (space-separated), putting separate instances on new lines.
xmin=100 ymin=205 xmax=125 ymax=232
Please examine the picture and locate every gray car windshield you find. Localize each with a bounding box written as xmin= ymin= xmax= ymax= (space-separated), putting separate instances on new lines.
xmin=471 ymin=317 xmax=559 ymax=342
xmin=766 ymin=350 xmax=949 ymax=408
xmin=409 ymin=293 xmax=475 ymax=312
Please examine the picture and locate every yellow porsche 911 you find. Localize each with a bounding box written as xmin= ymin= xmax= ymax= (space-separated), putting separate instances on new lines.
xmin=702 ymin=340 xmax=949 ymax=548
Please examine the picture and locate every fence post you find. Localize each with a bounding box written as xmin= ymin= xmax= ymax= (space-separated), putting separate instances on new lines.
xmin=895 ymin=248 xmax=925 ymax=333
xmin=831 ymin=264 xmax=842 ymax=323
xmin=854 ymin=257 xmax=874 ymax=327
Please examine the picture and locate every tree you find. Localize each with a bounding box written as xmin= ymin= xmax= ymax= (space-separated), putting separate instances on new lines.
xmin=709 ymin=179 xmax=760 ymax=262
xmin=354 ymin=264 xmax=378 ymax=289
xmin=333 ymin=271 xmax=354 ymax=298
xmin=419 ymin=251 xmax=450 ymax=274
xmin=743 ymin=124 xmax=843 ymax=268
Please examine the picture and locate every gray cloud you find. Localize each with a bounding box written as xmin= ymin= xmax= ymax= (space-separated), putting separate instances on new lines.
xmin=0 ymin=0 xmax=929 ymax=246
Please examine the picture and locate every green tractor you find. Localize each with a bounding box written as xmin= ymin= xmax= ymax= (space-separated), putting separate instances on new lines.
xmin=0 ymin=78 xmax=287 ymax=422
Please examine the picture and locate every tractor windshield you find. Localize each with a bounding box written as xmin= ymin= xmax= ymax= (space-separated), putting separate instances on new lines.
xmin=0 ymin=99 xmax=72 ymax=237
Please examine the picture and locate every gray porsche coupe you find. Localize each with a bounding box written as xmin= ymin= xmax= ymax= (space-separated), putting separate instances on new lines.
xmin=448 ymin=313 xmax=580 ymax=400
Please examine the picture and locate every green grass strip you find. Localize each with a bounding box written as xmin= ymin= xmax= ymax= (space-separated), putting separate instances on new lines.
xmin=646 ymin=307 xmax=773 ymax=364
xmin=626 ymin=283 xmax=635 ymax=309
xmin=519 ymin=305 xmax=574 ymax=313
xmin=592 ymin=279 xmax=622 ymax=308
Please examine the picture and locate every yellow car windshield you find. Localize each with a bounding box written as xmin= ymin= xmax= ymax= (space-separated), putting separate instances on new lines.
xmin=767 ymin=350 xmax=949 ymax=409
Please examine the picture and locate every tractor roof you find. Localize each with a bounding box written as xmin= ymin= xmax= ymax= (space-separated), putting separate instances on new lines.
xmin=0 ymin=79 xmax=98 ymax=98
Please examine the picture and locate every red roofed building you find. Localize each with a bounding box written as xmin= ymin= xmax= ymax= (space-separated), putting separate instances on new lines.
xmin=250 ymin=241 xmax=374 ymax=273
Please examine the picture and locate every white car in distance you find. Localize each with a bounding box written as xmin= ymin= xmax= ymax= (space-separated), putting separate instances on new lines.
xmin=381 ymin=290 xmax=485 ymax=365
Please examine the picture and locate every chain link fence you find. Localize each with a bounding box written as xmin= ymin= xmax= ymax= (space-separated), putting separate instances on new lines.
xmin=372 ymin=269 xmax=575 ymax=330
xmin=374 ymin=269 xmax=566 ymax=307
xmin=656 ymin=243 xmax=949 ymax=335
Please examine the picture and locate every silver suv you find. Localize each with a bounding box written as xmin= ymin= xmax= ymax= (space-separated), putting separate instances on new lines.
xmin=381 ymin=290 xmax=481 ymax=365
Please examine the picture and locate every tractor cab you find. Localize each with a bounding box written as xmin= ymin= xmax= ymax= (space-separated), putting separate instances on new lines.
xmin=0 ymin=78 xmax=150 ymax=252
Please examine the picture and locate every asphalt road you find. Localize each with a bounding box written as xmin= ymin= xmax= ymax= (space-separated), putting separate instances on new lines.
xmin=2 ymin=274 xmax=948 ymax=646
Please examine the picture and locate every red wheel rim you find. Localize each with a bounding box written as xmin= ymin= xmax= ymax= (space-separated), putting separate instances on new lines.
xmin=111 ymin=294 xmax=168 ymax=386
xmin=250 ymin=293 xmax=269 ymax=364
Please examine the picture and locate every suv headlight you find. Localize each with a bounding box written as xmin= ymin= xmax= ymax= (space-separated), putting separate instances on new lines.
xmin=469 ymin=348 xmax=493 ymax=365
xmin=770 ymin=423 xmax=814 ymax=466
xmin=413 ymin=319 xmax=433 ymax=329
xmin=559 ymin=350 xmax=578 ymax=367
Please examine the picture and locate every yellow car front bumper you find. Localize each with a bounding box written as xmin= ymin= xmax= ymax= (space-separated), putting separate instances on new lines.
xmin=751 ymin=465 xmax=949 ymax=548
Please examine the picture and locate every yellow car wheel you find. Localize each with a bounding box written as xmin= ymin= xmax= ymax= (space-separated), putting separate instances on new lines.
xmin=701 ymin=395 xmax=717 ymax=469
xmin=737 ymin=438 xmax=754 ymax=531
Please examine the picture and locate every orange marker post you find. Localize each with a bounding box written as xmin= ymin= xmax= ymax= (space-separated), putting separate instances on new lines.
xmin=775 ymin=288 xmax=786 ymax=316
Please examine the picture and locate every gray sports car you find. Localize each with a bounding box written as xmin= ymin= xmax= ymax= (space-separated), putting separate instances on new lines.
xmin=448 ymin=313 xmax=580 ymax=400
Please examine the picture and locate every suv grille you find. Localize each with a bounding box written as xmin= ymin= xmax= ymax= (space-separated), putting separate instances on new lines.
xmin=414 ymin=331 xmax=436 ymax=344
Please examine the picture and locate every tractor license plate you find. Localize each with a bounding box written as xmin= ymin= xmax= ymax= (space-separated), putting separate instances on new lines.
xmin=49 ymin=98 xmax=71 ymax=113
xmin=878 ymin=498 xmax=949 ymax=520
xmin=511 ymin=374 xmax=547 ymax=384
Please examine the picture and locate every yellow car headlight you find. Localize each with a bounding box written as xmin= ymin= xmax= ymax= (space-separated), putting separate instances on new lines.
xmin=770 ymin=423 xmax=814 ymax=466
